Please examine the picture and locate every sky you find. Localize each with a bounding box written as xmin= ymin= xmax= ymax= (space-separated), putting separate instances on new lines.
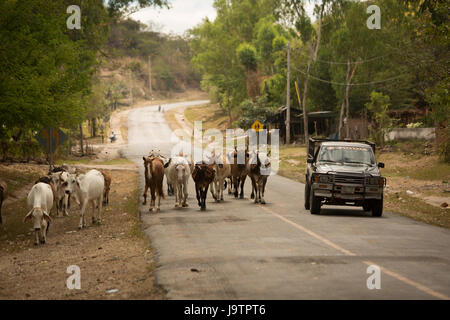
xmin=130 ymin=0 xmax=316 ymax=35
xmin=130 ymin=0 xmax=217 ymax=35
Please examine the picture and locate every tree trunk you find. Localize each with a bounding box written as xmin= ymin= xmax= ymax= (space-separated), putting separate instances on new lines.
xmin=92 ymin=118 xmax=97 ymax=137
xmin=79 ymin=124 xmax=84 ymax=156
xmin=339 ymin=59 xmax=360 ymax=139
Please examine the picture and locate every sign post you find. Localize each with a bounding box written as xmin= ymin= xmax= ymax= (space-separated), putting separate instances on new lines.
xmin=36 ymin=128 xmax=67 ymax=172
xmin=251 ymin=120 xmax=264 ymax=150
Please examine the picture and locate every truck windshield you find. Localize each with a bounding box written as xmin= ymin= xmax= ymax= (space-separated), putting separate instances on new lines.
xmin=318 ymin=146 xmax=375 ymax=165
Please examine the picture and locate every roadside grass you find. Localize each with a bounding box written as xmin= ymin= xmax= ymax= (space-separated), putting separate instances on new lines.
xmin=277 ymin=145 xmax=307 ymax=184
xmin=386 ymin=192 xmax=450 ymax=228
xmin=126 ymin=188 xmax=146 ymax=240
xmin=0 ymin=165 xmax=43 ymax=194
xmin=184 ymin=103 xmax=229 ymax=131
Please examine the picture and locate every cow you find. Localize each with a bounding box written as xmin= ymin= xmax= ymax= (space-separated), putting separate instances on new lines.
xmin=49 ymin=171 xmax=70 ymax=217
xmin=100 ymin=170 xmax=111 ymax=205
xmin=208 ymin=153 xmax=231 ymax=202
xmin=192 ymin=162 xmax=215 ymax=211
xmin=0 ymin=178 xmax=7 ymax=225
xmin=142 ymin=156 xmax=165 ymax=212
xmin=247 ymin=151 xmax=271 ymax=204
xmin=228 ymin=148 xmax=249 ymax=199
xmin=163 ymin=158 xmax=174 ymax=196
xmin=64 ymin=170 xmax=104 ymax=229
xmin=166 ymin=156 xmax=190 ymax=208
xmin=23 ymin=183 xmax=53 ymax=245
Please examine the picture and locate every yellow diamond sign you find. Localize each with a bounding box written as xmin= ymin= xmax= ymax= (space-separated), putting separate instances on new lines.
xmin=251 ymin=120 xmax=263 ymax=132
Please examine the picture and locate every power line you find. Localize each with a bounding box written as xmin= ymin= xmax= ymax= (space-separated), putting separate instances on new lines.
xmin=291 ymin=65 xmax=405 ymax=86
xmin=290 ymin=47 xmax=392 ymax=65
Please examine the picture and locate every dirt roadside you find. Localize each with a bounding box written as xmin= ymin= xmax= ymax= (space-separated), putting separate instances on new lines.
xmin=0 ymin=107 xmax=165 ymax=299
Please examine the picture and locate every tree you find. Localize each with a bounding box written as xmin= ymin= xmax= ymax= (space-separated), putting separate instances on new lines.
xmin=365 ymin=91 xmax=393 ymax=148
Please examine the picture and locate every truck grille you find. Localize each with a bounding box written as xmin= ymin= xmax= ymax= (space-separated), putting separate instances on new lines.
xmin=334 ymin=175 xmax=365 ymax=185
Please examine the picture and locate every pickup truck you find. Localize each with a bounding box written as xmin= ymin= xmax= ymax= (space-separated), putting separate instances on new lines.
xmin=305 ymin=138 xmax=386 ymax=216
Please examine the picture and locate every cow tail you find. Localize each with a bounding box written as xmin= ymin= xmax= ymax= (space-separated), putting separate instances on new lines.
xmin=46 ymin=220 xmax=50 ymax=236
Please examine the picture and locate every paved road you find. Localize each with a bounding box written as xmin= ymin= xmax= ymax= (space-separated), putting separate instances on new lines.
xmin=124 ymin=101 xmax=450 ymax=300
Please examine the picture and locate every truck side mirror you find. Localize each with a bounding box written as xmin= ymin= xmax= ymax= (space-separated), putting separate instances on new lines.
xmin=307 ymin=157 xmax=314 ymax=164
xmin=378 ymin=162 xmax=385 ymax=168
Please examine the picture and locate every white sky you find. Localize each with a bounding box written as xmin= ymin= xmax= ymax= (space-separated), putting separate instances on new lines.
xmin=130 ymin=0 xmax=217 ymax=35
xmin=130 ymin=0 xmax=316 ymax=35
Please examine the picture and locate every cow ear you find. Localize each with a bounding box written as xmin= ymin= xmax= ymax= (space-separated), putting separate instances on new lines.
xmin=23 ymin=210 xmax=33 ymax=223
xmin=43 ymin=211 xmax=52 ymax=222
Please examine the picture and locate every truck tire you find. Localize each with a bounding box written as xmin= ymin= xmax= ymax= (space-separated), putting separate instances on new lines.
xmin=371 ymin=197 xmax=383 ymax=217
xmin=304 ymin=183 xmax=310 ymax=210
xmin=310 ymin=190 xmax=321 ymax=215
xmin=363 ymin=203 xmax=371 ymax=212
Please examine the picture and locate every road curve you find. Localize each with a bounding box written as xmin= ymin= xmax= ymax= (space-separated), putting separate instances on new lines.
xmin=125 ymin=100 xmax=450 ymax=299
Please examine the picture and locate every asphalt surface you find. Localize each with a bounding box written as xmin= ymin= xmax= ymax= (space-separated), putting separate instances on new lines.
xmin=124 ymin=101 xmax=450 ymax=300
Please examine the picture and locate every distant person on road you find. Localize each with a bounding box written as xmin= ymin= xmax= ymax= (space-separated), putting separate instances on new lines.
xmin=109 ymin=131 xmax=116 ymax=143
xmin=158 ymin=105 xmax=161 ymax=112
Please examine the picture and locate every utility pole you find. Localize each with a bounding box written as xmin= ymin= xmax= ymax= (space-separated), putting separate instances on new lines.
xmin=148 ymin=56 xmax=153 ymax=100
xmin=129 ymin=69 xmax=133 ymax=106
xmin=286 ymin=42 xmax=291 ymax=145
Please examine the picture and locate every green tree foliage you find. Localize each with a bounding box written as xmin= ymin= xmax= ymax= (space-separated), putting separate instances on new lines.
xmin=365 ymin=91 xmax=393 ymax=148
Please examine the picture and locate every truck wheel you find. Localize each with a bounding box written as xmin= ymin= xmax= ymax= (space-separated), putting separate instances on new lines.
xmin=363 ymin=203 xmax=371 ymax=212
xmin=304 ymin=183 xmax=310 ymax=210
xmin=371 ymin=197 xmax=383 ymax=217
xmin=310 ymin=190 xmax=321 ymax=215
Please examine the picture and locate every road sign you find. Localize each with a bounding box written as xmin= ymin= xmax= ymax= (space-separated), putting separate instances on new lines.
xmin=251 ymin=120 xmax=264 ymax=132
xmin=36 ymin=128 xmax=67 ymax=154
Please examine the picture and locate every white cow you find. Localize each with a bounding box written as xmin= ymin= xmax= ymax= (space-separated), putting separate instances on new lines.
xmin=166 ymin=156 xmax=190 ymax=208
xmin=208 ymin=153 xmax=231 ymax=202
xmin=50 ymin=171 xmax=70 ymax=216
xmin=24 ymin=183 xmax=53 ymax=245
xmin=64 ymin=170 xmax=104 ymax=229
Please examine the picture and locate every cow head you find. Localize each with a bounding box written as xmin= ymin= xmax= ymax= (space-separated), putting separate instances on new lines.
xmin=24 ymin=207 xmax=51 ymax=230
xmin=64 ymin=174 xmax=80 ymax=195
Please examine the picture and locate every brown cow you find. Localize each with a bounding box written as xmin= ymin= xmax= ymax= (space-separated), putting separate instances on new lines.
xmin=0 ymin=178 xmax=7 ymax=224
xmin=228 ymin=148 xmax=250 ymax=199
xmin=192 ymin=162 xmax=215 ymax=211
xmin=143 ymin=156 xmax=165 ymax=212
xmin=100 ymin=170 xmax=112 ymax=205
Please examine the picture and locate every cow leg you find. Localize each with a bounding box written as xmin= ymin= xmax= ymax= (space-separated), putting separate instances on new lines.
xmin=227 ymin=178 xmax=233 ymax=195
xmin=250 ymin=176 xmax=256 ymax=200
xmin=260 ymin=178 xmax=267 ymax=204
xmin=195 ymin=186 xmax=201 ymax=207
xmin=150 ymin=186 xmax=156 ymax=212
xmin=239 ymin=176 xmax=246 ymax=199
xmin=174 ymin=183 xmax=180 ymax=208
xmin=220 ymin=178 xmax=224 ymax=201
xmin=143 ymin=183 xmax=148 ymax=205
xmin=79 ymin=201 xmax=87 ymax=229
xmin=182 ymin=182 xmax=189 ymax=207
xmin=233 ymin=177 xmax=239 ymax=198
xmin=63 ymin=194 xmax=69 ymax=216
xmin=98 ymin=195 xmax=103 ymax=223
xmin=91 ymin=200 xmax=97 ymax=224
xmin=40 ymin=221 xmax=47 ymax=244
xmin=0 ymin=198 xmax=2 ymax=225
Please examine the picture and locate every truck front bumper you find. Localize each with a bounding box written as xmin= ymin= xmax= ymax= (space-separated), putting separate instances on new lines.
xmin=312 ymin=183 xmax=383 ymax=201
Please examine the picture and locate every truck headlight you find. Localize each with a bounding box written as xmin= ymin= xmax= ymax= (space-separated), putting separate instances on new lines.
xmin=369 ymin=177 xmax=379 ymax=185
xmin=319 ymin=175 xmax=331 ymax=183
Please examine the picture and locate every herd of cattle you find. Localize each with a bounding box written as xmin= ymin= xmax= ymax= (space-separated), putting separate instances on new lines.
xmin=142 ymin=148 xmax=271 ymax=212
xmin=0 ymin=147 xmax=271 ymax=246
xmin=0 ymin=164 xmax=111 ymax=246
